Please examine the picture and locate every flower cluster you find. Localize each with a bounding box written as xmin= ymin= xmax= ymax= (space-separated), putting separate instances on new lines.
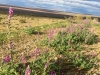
xmin=8 ymin=7 xmax=13 ymax=23
xmin=25 ymin=65 xmax=31 ymax=75
xmin=2 ymin=55 xmax=10 ymax=63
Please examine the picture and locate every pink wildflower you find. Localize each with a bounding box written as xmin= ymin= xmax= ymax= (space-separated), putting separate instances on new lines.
xmin=48 ymin=70 xmax=56 ymax=75
xmin=85 ymin=33 xmax=90 ymax=43
xmin=8 ymin=7 xmax=13 ymax=23
xmin=48 ymin=29 xmax=54 ymax=41
xmin=44 ymin=61 xmax=49 ymax=71
xmin=25 ymin=65 xmax=31 ymax=75
xmin=9 ymin=7 xmax=13 ymax=16
xmin=91 ymin=51 xmax=95 ymax=57
xmin=35 ymin=48 xmax=39 ymax=55
xmin=21 ymin=53 xmax=26 ymax=63
xmin=2 ymin=55 xmax=10 ymax=63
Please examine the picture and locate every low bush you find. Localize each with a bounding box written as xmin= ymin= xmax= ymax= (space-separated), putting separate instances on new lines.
xmin=42 ymin=25 xmax=96 ymax=54
xmin=19 ymin=19 xmax=26 ymax=23
xmin=40 ymin=24 xmax=96 ymax=70
xmin=23 ymin=27 xmax=34 ymax=35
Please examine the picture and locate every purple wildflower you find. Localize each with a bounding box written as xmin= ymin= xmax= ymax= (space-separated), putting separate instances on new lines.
xmin=85 ymin=33 xmax=90 ymax=43
xmin=48 ymin=70 xmax=56 ymax=75
xmin=35 ymin=48 xmax=39 ymax=55
xmin=33 ymin=48 xmax=39 ymax=61
xmin=91 ymin=51 xmax=95 ymax=57
xmin=8 ymin=7 xmax=13 ymax=23
xmin=2 ymin=55 xmax=10 ymax=63
xmin=5 ymin=55 xmax=10 ymax=62
xmin=25 ymin=65 xmax=31 ymax=75
xmin=44 ymin=61 xmax=49 ymax=71
xmin=9 ymin=7 xmax=13 ymax=16
xmin=21 ymin=53 xmax=26 ymax=63
xmin=48 ymin=29 xmax=54 ymax=41
xmin=68 ymin=25 xmax=75 ymax=34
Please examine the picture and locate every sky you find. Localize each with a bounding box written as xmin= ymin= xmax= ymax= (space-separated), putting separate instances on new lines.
xmin=0 ymin=0 xmax=100 ymax=16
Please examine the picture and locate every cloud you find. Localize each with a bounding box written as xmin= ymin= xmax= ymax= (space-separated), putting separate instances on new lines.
xmin=0 ymin=0 xmax=100 ymax=15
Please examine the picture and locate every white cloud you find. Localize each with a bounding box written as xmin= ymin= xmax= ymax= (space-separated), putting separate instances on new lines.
xmin=0 ymin=0 xmax=100 ymax=15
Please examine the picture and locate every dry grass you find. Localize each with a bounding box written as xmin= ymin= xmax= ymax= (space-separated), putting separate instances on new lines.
xmin=0 ymin=12 xmax=64 ymax=32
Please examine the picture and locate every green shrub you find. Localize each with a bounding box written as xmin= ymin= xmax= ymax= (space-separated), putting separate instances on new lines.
xmin=23 ymin=27 xmax=34 ymax=35
xmin=39 ymin=24 xmax=96 ymax=70
xmin=0 ymin=33 xmax=7 ymax=44
xmin=85 ymin=33 xmax=96 ymax=45
xmin=0 ymin=62 xmax=19 ymax=75
xmin=41 ymin=25 xmax=96 ymax=54
xmin=69 ymin=52 xmax=96 ymax=70
xmin=29 ymin=49 xmax=58 ymax=75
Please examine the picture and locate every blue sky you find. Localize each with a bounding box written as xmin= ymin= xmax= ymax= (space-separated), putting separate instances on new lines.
xmin=0 ymin=0 xmax=100 ymax=16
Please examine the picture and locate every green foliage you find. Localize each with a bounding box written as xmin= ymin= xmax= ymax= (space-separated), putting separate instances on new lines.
xmin=29 ymin=50 xmax=58 ymax=75
xmin=85 ymin=33 xmax=96 ymax=45
xmin=40 ymin=24 xmax=96 ymax=70
xmin=42 ymin=25 xmax=96 ymax=53
xmin=0 ymin=63 xmax=19 ymax=75
xmin=0 ymin=33 xmax=7 ymax=44
xmin=10 ymin=32 xmax=19 ymax=38
xmin=69 ymin=52 xmax=96 ymax=70
xmin=33 ymin=21 xmax=67 ymax=31
xmin=0 ymin=32 xmax=18 ymax=44
xmin=39 ymin=38 xmax=49 ymax=46
xmin=23 ymin=27 xmax=34 ymax=35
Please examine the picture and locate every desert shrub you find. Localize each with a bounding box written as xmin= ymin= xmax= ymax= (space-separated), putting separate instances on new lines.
xmin=41 ymin=25 xmax=96 ymax=53
xmin=23 ymin=27 xmax=34 ymax=35
xmin=39 ymin=24 xmax=96 ymax=70
xmin=19 ymin=19 xmax=26 ymax=23
xmin=69 ymin=52 xmax=96 ymax=70
xmin=41 ymin=28 xmax=93 ymax=54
